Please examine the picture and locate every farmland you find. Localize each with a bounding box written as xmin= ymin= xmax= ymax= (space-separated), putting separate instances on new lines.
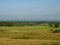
xmin=0 ymin=21 xmax=60 ymax=45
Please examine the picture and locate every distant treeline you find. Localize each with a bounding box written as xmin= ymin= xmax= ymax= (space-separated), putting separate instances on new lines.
xmin=0 ymin=21 xmax=43 ymax=26
xmin=0 ymin=21 xmax=60 ymax=26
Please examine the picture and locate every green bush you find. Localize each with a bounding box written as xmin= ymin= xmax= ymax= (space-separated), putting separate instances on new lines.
xmin=54 ymin=24 xmax=59 ymax=28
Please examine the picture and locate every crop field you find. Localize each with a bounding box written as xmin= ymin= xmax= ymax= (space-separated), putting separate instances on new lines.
xmin=0 ymin=25 xmax=60 ymax=45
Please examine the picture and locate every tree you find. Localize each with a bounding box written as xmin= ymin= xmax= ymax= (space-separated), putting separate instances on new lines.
xmin=49 ymin=23 xmax=60 ymax=33
xmin=54 ymin=23 xmax=59 ymax=28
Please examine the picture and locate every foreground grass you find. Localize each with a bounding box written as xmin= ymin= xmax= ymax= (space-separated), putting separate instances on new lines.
xmin=0 ymin=38 xmax=60 ymax=45
xmin=0 ymin=26 xmax=60 ymax=45
xmin=0 ymin=30 xmax=60 ymax=40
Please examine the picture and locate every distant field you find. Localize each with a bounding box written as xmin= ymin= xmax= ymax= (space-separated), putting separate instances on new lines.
xmin=0 ymin=26 xmax=50 ymax=30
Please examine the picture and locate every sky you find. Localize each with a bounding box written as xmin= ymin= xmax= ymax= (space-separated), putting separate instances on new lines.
xmin=0 ymin=0 xmax=60 ymax=21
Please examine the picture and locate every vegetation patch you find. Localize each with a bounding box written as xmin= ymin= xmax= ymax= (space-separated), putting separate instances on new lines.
xmin=50 ymin=29 xmax=60 ymax=33
xmin=0 ymin=30 xmax=7 ymax=32
xmin=12 ymin=36 xmax=30 ymax=39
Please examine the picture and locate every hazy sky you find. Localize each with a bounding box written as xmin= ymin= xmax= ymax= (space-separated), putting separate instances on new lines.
xmin=0 ymin=0 xmax=60 ymax=21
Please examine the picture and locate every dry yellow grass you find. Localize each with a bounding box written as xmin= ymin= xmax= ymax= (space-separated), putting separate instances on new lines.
xmin=0 ymin=38 xmax=60 ymax=45
xmin=0 ymin=30 xmax=60 ymax=40
xmin=0 ymin=30 xmax=60 ymax=45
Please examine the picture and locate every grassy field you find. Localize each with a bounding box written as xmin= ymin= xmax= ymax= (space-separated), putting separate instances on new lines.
xmin=0 ymin=26 xmax=50 ymax=30
xmin=0 ymin=26 xmax=60 ymax=45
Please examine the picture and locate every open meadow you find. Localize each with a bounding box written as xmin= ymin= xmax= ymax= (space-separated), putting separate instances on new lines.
xmin=0 ymin=25 xmax=60 ymax=45
xmin=0 ymin=0 xmax=60 ymax=45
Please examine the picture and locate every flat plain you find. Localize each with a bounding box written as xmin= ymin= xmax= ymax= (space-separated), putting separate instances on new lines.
xmin=0 ymin=26 xmax=60 ymax=45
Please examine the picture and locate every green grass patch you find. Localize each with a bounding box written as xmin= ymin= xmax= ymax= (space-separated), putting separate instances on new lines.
xmin=0 ymin=26 xmax=50 ymax=31
xmin=12 ymin=36 xmax=30 ymax=39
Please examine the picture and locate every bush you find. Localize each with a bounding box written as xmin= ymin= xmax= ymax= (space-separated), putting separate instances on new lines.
xmin=49 ymin=23 xmax=59 ymax=28
xmin=51 ymin=29 xmax=60 ymax=33
xmin=54 ymin=24 xmax=59 ymax=28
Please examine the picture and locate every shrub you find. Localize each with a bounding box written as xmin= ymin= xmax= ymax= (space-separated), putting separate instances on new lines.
xmin=54 ymin=24 xmax=59 ymax=28
xmin=51 ymin=29 xmax=60 ymax=33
